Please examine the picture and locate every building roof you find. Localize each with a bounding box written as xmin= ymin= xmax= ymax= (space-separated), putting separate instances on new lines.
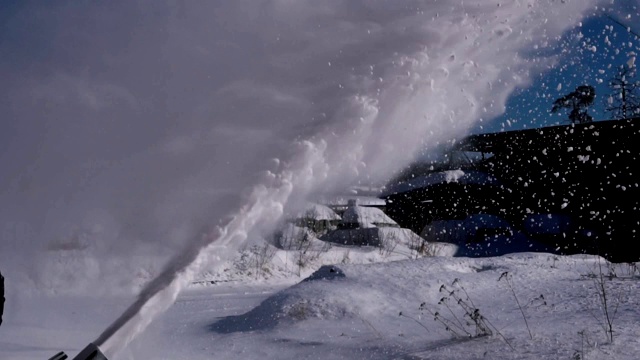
xmin=455 ymin=117 xmax=640 ymax=154
xmin=342 ymin=205 xmax=397 ymax=228
xmin=296 ymin=203 xmax=341 ymax=221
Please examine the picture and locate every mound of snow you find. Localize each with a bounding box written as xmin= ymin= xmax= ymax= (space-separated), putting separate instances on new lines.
xmin=324 ymin=195 xmax=386 ymax=207
xmin=294 ymin=203 xmax=341 ymax=221
xmin=341 ymin=205 xmax=397 ymax=228
xmin=274 ymin=224 xmax=318 ymax=249
xmin=206 ymin=254 xmax=640 ymax=359
xmin=192 ymin=228 xmax=430 ymax=285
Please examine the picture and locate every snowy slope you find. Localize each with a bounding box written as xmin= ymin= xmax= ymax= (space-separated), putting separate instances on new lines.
xmin=3 ymin=253 xmax=639 ymax=360
xmin=178 ymin=254 xmax=639 ymax=360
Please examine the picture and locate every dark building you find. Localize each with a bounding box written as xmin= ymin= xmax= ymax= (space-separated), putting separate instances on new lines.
xmin=383 ymin=118 xmax=640 ymax=262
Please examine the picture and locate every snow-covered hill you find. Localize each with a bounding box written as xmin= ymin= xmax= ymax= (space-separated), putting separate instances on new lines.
xmin=2 ymin=253 xmax=639 ymax=359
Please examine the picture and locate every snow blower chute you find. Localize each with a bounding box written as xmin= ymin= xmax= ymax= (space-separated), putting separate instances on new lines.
xmin=48 ymin=343 xmax=107 ymax=360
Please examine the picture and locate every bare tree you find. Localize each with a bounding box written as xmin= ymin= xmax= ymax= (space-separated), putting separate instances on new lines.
xmin=606 ymin=66 xmax=640 ymax=119
xmin=552 ymin=85 xmax=596 ymax=124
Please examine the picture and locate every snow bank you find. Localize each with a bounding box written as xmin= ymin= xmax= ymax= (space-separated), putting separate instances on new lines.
xmin=294 ymin=203 xmax=341 ymax=221
xmin=341 ymin=205 xmax=397 ymax=228
xmin=202 ymin=254 xmax=640 ymax=360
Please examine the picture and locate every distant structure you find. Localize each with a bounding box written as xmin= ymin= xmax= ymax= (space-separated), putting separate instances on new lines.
xmin=383 ymin=118 xmax=640 ymax=262
xmin=340 ymin=199 xmax=398 ymax=229
xmin=322 ymin=200 xmax=399 ymax=247
xmin=292 ymin=203 xmax=342 ymax=235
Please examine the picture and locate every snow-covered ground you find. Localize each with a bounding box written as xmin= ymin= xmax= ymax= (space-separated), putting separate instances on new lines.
xmin=2 ymin=252 xmax=639 ymax=360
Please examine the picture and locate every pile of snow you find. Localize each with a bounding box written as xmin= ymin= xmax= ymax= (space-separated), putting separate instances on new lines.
xmin=341 ymin=203 xmax=397 ymax=229
xmin=4 ymin=251 xmax=639 ymax=359
xmin=159 ymin=254 xmax=640 ymax=359
xmin=323 ymin=195 xmax=386 ymax=208
xmin=193 ymin=227 xmax=428 ymax=285
xmin=294 ymin=203 xmax=341 ymax=221
xmin=286 ymin=203 xmax=342 ymax=236
xmin=320 ymin=200 xmax=426 ymax=250
xmin=274 ymin=224 xmax=318 ymax=249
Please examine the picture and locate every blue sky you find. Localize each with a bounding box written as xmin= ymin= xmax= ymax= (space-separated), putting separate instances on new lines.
xmin=474 ymin=11 xmax=640 ymax=134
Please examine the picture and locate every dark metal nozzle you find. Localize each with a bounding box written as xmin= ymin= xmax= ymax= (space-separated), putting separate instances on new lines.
xmin=72 ymin=343 xmax=107 ymax=360
xmin=48 ymin=343 xmax=107 ymax=360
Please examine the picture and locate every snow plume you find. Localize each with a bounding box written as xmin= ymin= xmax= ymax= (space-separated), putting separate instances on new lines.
xmin=96 ymin=139 xmax=328 ymax=356
xmin=0 ymin=0 xmax=602 ymax=355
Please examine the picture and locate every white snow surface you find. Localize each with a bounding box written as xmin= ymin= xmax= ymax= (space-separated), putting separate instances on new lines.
xmin=324 ymin=195 xmax=387 ymax=207
xmin=342 ymin=205 xmax=397 ymax=228
xmin=3 ymin=253 xmax=639 ymax=360
xmin=293 ymin=203 xmax=341 ymax=221
xmin=198 ymin=226 xmax=425 ymax=284
xmin=444 ymin=169 xmax=466 ymax=183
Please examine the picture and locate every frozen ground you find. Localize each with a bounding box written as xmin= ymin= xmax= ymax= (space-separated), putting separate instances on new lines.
xmin=2 ymin=252 xmax=639 ymax=360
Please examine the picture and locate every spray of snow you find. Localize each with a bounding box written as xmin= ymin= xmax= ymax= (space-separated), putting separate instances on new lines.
xmin=96 ymin=140 xmax=326 ymax=355
xmin=444 ymin=170 xmax=466 ymax=183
